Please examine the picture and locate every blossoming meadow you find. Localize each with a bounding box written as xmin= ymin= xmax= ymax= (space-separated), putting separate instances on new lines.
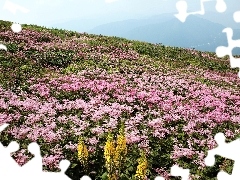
xmin=0 ymin=20 xmax=240 ymax=179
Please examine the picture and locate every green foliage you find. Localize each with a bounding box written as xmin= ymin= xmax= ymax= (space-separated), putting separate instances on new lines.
xmin=0 ymin=20 xmax=12 ymax=30
xmin=36 ymin=49 xmax=75 ymax=68
xmin=131 ymin=41 xmax=162 ymax=58
xmin=6 ymin=43 xmax=19 ymax=53
xmin=0 ymin=19 xmax=239 ymax=180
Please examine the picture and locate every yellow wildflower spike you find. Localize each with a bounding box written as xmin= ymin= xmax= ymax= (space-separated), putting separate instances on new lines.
xmin=104 ymin=132 xmax=116 ymax=177
xmin=135 ymin=150 xmax=148 ymax=180
xmin=77 ymin=138 xmax=89 ymax=167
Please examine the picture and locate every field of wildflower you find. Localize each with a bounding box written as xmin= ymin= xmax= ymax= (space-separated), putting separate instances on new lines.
xmin=0 ymin=20 xmax=240 ymax=179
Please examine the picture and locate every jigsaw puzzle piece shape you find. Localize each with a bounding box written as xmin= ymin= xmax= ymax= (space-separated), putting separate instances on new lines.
xmin=0 ymin=124 xmax=21 ymax=177
xmin=80 ymin=175 xmax=92 ymax=180
xmin=154 ymin=176 xmax=165 ymax=180
xmin=175 ymin=0 xmax=188 ymax=22
xmin=59 ymin=159 xmax=72 ymax=179
xmin=217 ymin=171 xmax=233 ymax=180
xmin=8 ymin=142 xmax=43 ymax=180
xmin=14 ymin=156 xmax=72 ymax=180
xmin=215 ymin=0 xmax=227 ymax=12
xmin=233 ymin=11 xmax=240 ymax=23
xmin=0 ymin=141 xmax=22 ymax=178
xmin=170 ymin=165 xmax=190 ymax=180
xmin=21 ymin=142 xmax=43 ymax=175
xmin=215 ymin=28 xmax=240 ymax=77
xmin=215 ymin=45 xmax=229 ymax=58
xmin=217 ymin=169 xmax=240 ymax=180
xmin=205 ymin=133 xmax=240 ymax=163
xmin=0 ymin=123 xmax=9 ymax=132
xmin=3 ymin=0 xmax=29 ymax=14
xmin=205 ymin=133 xmax=240 ymax=179
xmin=175 ymin=0 xmax=227 ymax=22
xmin=0 ymin=44 xmax=7 ymax=51
xmin=40 ymin=160 xmax=71 ymax=180
xmin=153 ymin=165 xmax=189 ymax=180
xmin=204 ymin=150 xmax=216 ymax=167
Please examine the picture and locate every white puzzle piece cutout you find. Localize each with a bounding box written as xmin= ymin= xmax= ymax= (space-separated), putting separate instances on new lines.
xmin=175 ymin=0 xmax=227 ymax=22
xmin=153 ymin=165 xmax=190 ymax=180
xmin=233 ymin=11 xmax=240 ymax=23
xmin=3 ymin=0 xmax=29 ymax=14
xmin=215 ymin=28 xmax=240 ymax=78
xmin=205 ymin=132 xmax=240 ymax=180
xmin=0 ymin=124 xmax=91 ymax=180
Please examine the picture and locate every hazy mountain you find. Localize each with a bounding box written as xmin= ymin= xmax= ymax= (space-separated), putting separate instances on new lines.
xmin=47 ymin=12 xmax=153 ymax=32
xmin=88 ymin=15 xmax=240 ymax=55
xmin=48 ymin=18 xmax=109 ymax=32
xmin=87 ymin=13 xmax=175 ymax=37
xmin=48 ymin=12 xmax=240 ymax=55
xmin=195 ymin=11 xmax=240 ymax=29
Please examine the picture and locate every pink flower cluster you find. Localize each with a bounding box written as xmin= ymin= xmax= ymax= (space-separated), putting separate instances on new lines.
xmin=0 ymin=67 xmax=239 ymax=172
xmin=0 ymin=29 xmax=139 ymax=62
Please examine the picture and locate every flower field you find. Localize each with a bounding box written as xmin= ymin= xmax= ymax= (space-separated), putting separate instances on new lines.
xmin=0 ymin=20 xmax=240 ymax=179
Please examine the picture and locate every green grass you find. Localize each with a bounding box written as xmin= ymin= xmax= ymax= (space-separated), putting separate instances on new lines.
xmin=0 ymin=19 xmax=239 ymax=180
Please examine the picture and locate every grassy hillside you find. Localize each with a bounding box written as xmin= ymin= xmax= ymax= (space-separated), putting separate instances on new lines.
xmin=0 ymin=20 xmax=240 ymax=180
xmin=0 ymin=20 xmax=239 ymax=91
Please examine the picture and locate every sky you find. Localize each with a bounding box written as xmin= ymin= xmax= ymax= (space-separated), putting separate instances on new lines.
xmin=1 ymin=0 xmax=239 ymax=28
xmin=0 ymin=0 xmax=176 ymax=26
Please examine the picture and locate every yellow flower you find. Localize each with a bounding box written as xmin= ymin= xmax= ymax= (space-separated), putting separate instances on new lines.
xmin=135 ymin=151 xmax=148 ymax=180
xmin=77 ymin=138 xmax=88 ymax=167
xmin=104 ymin=133 xmax=116 ymax=173
xmin=114 ymin=125 xmax=127 ymax=168
xmin=108 ymin=173 xmax=118 ymax=180
xmin=104 ymin=124 xmax=127 ymax=180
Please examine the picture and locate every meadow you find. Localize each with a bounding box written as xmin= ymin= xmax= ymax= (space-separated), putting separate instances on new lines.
xmin=0 ymin=20 xmax=240 ymax=179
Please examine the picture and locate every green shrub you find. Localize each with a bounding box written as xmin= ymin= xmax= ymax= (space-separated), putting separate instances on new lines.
xmin=37 ymin=49 xmax=75 ymax=68
xmin=6 ymin=43 xmax=19 ymax=53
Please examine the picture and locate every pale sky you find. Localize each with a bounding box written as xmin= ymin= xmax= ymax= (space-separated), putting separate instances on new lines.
xmin=0 ymin=0 xmax=239 ymax=27
xmin=0 ymin=0 xmax=174 ymax=25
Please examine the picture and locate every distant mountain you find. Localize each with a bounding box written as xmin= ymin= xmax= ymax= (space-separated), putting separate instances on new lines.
xmin=195 ymin=11 xmax=240 ymax=30
xmin=87 ymin=13 xmax=175 ymax=37
xmin=48 ymin=12 xmax=151 ymax=33
xmin=49 ymin=18 xmax=107 ymax=33
xmin=88 ymin=15 xmax=240 ymax=55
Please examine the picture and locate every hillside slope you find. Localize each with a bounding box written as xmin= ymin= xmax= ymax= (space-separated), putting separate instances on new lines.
xmin=0 ymin=20 xmax=240 ymax=180
xmin=0 ymin=19 xmax=238 ymax=92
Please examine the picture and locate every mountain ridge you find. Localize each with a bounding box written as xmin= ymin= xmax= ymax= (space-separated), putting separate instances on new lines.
xmin=88 ymin=15 xmax=240 ymax=55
